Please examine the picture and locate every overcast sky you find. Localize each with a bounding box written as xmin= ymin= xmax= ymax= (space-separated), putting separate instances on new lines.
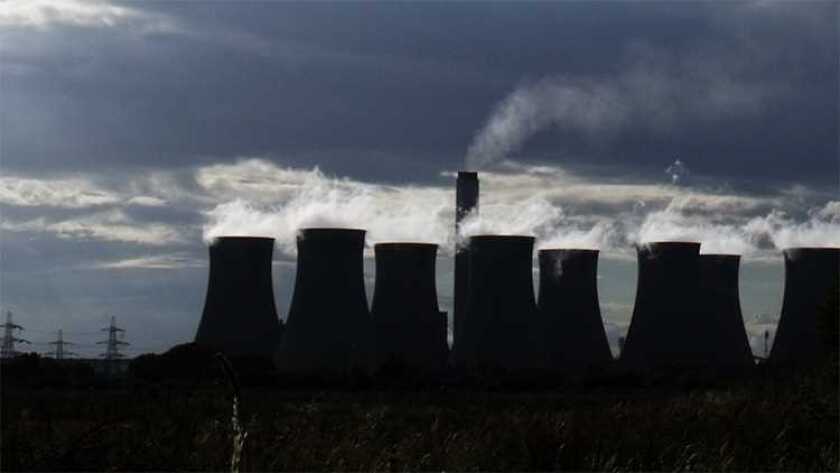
xmin=1 ymin=0 xmax=837 ymax=357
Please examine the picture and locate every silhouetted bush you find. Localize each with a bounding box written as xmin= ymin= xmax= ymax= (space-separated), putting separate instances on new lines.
xmin=0 ymin=353 xmax=95 ymax=389
xmin=129 ymin=342 xmax=221 ymax=385
xmin=129 ymin=343 xmax=282 ymax=388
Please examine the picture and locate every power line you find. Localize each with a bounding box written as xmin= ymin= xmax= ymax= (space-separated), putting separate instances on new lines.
xmin=26 ymin=329 xmax=105 ymax=336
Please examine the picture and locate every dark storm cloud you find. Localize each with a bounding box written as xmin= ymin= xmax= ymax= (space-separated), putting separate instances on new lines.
xmin=2 ymin=1 xmax=836 ymax=186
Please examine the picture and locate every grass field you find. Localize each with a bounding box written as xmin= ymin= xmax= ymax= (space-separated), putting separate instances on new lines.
xmin=2 ymin=361 xmax=837 ymax=472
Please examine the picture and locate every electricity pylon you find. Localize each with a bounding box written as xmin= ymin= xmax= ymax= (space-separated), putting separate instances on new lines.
xmin=98 ymin=316 xmax=129 ymax=360
xmin=1 ymin=311 xmax=29 ymax=359
xmin=48 ymin=329 xmax=77 ymax=360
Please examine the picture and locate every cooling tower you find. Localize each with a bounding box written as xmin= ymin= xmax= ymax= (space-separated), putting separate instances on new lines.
xmin=371 ymin=243 xmax=448 ymax=371
xmin=454 ymin=171 xmax=479 ymax=352
xmin=195 ymin=237 xmax=283 ymax=357
xmin=770 ymin=247 xmax=840 ymax=365
xmin=699 ymin=254 xmax=754 ymax=367
xmin=621 ymin=242 xmax=713 ymax=368
xmin=538 ymin=249 xmax=612 ymax=371
xmin=455 ymin=235 xmax=543 ymax=372
xmin=274 ymin=228 xmax=374 ymax=376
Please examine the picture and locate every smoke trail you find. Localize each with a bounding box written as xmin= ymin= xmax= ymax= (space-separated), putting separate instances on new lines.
xmin=465 ymin=77 xmax=629 ymax=170
xmin=665 ymin=159 xmax=690 ymax=186
xmin=464 ymin=50 xmax=772 ymax=170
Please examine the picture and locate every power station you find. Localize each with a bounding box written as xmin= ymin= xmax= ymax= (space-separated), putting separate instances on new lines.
xmin=538 ymin=249 xmax=612 ymax=371
xmin=770 ymin=247 xmax=840 ymax=365
xmin=455 ymin=235 xmax=543 ymax=372
xmin=195 ymin=236 xmax=283 ymax=357
xmin=371 ymin=243 xmax=448 ymax=372
xmin=180 ymin=173 xmax=838 ymax=380
xmin=6 ymin=159 xmax=839 ymax=390
xmin=275 ymin=228 xmax=375 ymax=376
xmin=698 ymin=254 xmax=754 ymax=368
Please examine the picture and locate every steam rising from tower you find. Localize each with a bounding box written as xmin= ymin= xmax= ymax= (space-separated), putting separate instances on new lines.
xmin=371 ymin=243 xmax=448 ymax=372
xmin=538 ymin=249 xmax=612 ymax=370
xmin=454 ymin=171 xmax=479 ymax=351
xmin=195 ymin=237 xmax=283 ymax=357
xmin=275 ymin=228 xmax=374 ymax=376
xmin=770 ymin=247 xmax=840 ymax=365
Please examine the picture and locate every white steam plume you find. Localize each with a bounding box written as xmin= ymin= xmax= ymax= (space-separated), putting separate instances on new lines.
xmin=633 ymin=200 xmax=840 ymax=254
xmin=455 ymin=196 xmax=619 ymax=251
xmin=539 ymin=221 xmax=620 ymax=251
xmin=465 ymin=77 xmax=629 ymax=170
xmin=466 ymin=78 xmax=628 ymax=169
xmin=465 ymin=49 xmax=772 ymax=170
xmin=201 ymin=160 xmax=838 ymax=259
xmin=202 ymin=167 xmax=451 ymax=255
xmin=665 ymin=159 xmax=690 ymax=186
xmin=744 ymin=206 xmax=840 ymax=250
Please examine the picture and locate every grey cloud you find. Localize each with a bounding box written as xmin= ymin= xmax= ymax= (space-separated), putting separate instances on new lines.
xmin=0 ymin=175 xmax=122 ymax=208
xmin=0 ymin=0 xmax=179 ymax=32
xmin=92 ymin=253 xmax=205 ymax=270
xmin=1 ymin=2 xmax=835 ymax=186
xmin=1 ymin=210 xmax=185 ymax=246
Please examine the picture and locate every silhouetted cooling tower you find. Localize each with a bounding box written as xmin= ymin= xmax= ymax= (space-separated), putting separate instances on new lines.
xmin=371 ymin=243 xmax=448 ymax=371
xmin=621 ymin=242 xmax=714 ymax=368
xmin=770 ymin=247 xmax=840 ymax=365
xmin=454 ymin=171 xmax=479 ymax=352
xmin=538 ymin=249 xmax=612 ymax=371
xmin=699 ymin=254 xmax=754 ymax=367
xmin=195 ymin=237 xmax=283 ymax=357
xmin=455 ymin=235 xmax=542 ymax=371
xmin=275 ymin=228 xmax=374 ymax=376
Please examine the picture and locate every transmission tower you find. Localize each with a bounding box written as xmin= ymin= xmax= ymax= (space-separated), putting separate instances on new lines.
xmin=98 ymin=316 xmax=129 ymax=360
xmin=47 ymin=329 xmax=77 ymax=360
xmin=1 ymin=311 xmax=29 ymax=359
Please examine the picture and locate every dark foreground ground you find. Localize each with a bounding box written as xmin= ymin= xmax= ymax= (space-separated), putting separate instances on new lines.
xmin=2 ymin=362 xmax=838 ymax=472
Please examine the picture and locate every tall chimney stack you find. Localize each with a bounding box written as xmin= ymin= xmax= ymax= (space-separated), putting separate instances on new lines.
xmin=195 ymin=237 xmax=283 ymax=357
xmin=371 ymin=243 xmax=448 ymax=372
xmin=770 ymin=247 xmax=839 ymax=365
xmin=699 ymin=254 xmax=754 ymax=368
xmin=454 ymin=171 xmax=479 ymax=353
xmin=538 ymin=249 xmax=612 ymax=371
xmin=621 ymin=242 xmax=710 ymax=369
xmin=455 ymin=235 xmax=542 ymax=372
xmin=275 ymin=228 xmax=374 ymax=376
